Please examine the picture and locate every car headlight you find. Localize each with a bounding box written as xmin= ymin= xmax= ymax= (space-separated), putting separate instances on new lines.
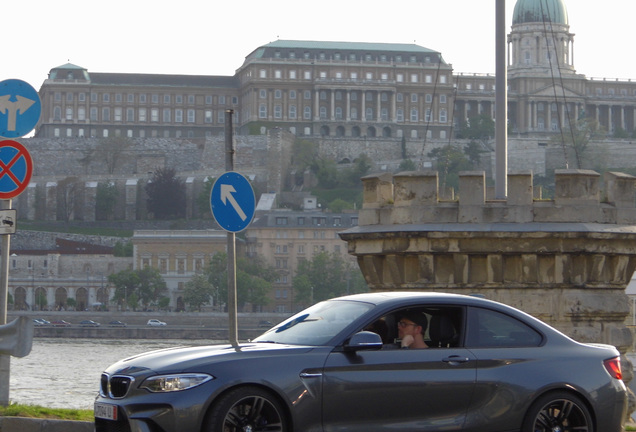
xmin=140 ymin=374 xmax=214 ymax=392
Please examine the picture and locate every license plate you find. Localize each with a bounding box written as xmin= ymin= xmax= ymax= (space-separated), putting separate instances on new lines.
xmin=94 ymin=402 xmax=118 ymax=421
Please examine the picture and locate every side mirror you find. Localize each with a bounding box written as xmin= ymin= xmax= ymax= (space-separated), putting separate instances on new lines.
xmin=345 ymin=331 xmax=383 ymax=351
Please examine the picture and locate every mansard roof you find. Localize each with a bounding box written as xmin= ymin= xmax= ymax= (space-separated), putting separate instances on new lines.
xmin=88 ymin=73 xmax=238 ymax=88
xmin=244 ymin=39 xmax=447 ymax=65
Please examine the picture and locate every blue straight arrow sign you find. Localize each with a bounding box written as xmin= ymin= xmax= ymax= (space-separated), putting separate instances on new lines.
xmin=210 ymin=172 xmax=255 ymax=233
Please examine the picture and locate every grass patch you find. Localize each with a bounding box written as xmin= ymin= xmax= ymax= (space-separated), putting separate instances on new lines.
xmin=0 ymin=404 xmax=93 ymax=421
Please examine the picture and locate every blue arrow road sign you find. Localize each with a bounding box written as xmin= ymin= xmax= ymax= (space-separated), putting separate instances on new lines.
xmin=0 ymin=79 xmax=42 ymax=138
xmin=211 ymin=171 xmax=255 ymax=233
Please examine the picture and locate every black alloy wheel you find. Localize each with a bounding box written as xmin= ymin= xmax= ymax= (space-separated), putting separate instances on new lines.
xmin=206 ymin=386 xmax=286 ymax=432
xmin=522 ymin=391 xmax=593 ymax=432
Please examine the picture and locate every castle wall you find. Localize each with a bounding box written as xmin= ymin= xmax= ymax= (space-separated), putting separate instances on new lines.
xmin=9 ymin=133 xmax=636 ymax=221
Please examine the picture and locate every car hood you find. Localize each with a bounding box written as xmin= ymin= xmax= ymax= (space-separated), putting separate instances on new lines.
xmin=106 ymin=342 xmax=317 ymax=375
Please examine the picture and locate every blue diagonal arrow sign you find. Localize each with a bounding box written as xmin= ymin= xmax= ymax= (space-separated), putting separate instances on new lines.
xmin=211 ymin=171 xmax=255 ymax=232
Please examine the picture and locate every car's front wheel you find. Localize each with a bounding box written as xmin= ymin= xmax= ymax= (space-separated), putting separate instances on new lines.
xmin=522 ymin=391 xmax=593 ymax=432
xmin=205 ymin=386 xmax=287 ymax=432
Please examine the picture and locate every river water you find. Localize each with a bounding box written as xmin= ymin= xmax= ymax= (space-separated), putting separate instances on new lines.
xmin=9 ymin=338 xmax=217 ymax=409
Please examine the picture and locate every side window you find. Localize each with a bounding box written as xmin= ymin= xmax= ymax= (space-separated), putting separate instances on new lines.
xmin=466 ymin=307 xmax=542 ymax=348
xmin=362 ymin=306 xmax=463 ymax=348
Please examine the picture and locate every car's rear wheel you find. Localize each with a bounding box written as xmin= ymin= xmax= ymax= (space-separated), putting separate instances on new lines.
xmin=522 ymin=391 xmax=593 ymax=432
xmin=205 ymin=386 xmax=287 ymax=432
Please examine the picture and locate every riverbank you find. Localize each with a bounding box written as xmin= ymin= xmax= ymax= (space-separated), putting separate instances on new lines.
xmin=9 ymin=310 xmax=288 ymax=341
xmin=33 ymin=325 xmax=262 ymax=340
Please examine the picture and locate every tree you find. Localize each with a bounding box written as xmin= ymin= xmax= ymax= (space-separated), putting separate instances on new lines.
xmin=464 ymin=141 xmax=486 ymax=167
xmin=196 ymin=176 xmax=215 ymax=216
xmin=457 ymin=114 xmax=495 ymax=148
xmin=136 ymin=267 xmax=168 ymax=308
xmin=96 ymin=181 xmax=119 ymax=220
xmin=113 ymin=241 xmax=133 ymax=257
xmin=399 ymin=159 xmax=417 ymax=172
xmin=108 ymin=267 xmax=167 ymax=310
xmin=201 ymin=253 xmax=276 ymax=312
xmin=428 ymin=145 xmax=473 ymax=191
xmin=293 ymin=252 xmax=368 ymax=306
xmin=553 ymin=117 xmax=604 ymax=169
xmin=311 ymin=157 xmax=340 ymax=189
xmin=109 ymin=268 xmax=140 ymax=310
xmin=206 ymin=253 xmax=228 ymax=309
xmin=184 ymin=273 xmax=214 ymax=311
xmin=341 ymin=154 xmax=372 ymax=187
xmin=57 ymin=176 xmax=80 ymax=222
xmin=66 ymin=298 xmax=77 ymax=310
xmin=145 ymin=167 xmax=186 ymax=219
xmin=327 ymin=198 xmax=353 ymax=213
xmin=82 ymin=136 xmax=132 ymax=174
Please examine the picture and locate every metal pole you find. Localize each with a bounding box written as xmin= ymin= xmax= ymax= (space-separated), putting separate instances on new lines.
xmin=225 ymin=110 xmax=239 ymax=347
xmin=0 ymin=199 xmax=12 ymax=405
xmin=495 ymin=0 xmax=508 ymax=199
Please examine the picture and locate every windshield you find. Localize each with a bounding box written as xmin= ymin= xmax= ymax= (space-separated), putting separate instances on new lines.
xmin=253 ymin=299 xmax=373 ymax=346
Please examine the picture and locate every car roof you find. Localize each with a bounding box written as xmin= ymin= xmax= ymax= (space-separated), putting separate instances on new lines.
xmin=333 ymin=291 xmax=490 ymax=306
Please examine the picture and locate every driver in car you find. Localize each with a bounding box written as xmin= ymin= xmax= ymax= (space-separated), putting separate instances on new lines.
xmin=397 ymin=312 xmax=429 ymax=349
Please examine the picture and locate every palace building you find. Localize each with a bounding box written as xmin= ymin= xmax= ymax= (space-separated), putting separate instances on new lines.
xmin=34 ymin=0 xmax=636 ymax=142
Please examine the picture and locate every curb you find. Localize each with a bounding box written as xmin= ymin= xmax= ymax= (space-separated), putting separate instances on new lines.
xmin=0 ymin=417 xmax=93 ymax=432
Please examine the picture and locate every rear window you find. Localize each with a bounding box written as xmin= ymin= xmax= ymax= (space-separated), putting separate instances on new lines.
xmin=465 ymin=307 xmax=542 ymax=348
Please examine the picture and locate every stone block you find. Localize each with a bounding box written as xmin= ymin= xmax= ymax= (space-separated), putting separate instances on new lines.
xmin=533 ymin=205 xmax=607 ymax=223
xmin=458 ymin=205 xmax=484 ymax=223
xmin=605 ymin=171 xmax=636 ymax=208
xmin=507 ymin=170 xmax=534 ymax=206
xmin=458 ymin=171 xmax=486 ymax=206
xmin=554 ymin=169 xmax=600 ymax=205
xmin=362 ymin=173 xmax=393 ymax=208
xmin=393 ymin=171 xmax=438 ymax=207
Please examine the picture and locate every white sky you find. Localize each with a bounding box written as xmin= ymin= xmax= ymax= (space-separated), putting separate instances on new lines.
xmin=3 ymin=0 xmax=633 ymax=90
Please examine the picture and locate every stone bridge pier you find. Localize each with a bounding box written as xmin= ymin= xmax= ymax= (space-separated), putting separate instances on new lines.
xmin=340 ymin=169 xmax=636 ymax=414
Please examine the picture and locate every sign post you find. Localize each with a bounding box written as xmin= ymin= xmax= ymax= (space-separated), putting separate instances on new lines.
xmin=0 ymin=78 xmax=38 ymax=406
xmin=210 ymin=110 xmax=256 ymax=347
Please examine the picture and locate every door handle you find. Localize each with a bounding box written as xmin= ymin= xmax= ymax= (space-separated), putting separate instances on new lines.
xmin=442 ymin=355 xmax=470 ymax=364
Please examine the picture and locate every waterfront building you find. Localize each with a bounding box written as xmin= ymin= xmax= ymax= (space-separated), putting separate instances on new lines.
xmin=131 ymin=230 xmax=230 ymax=311
xmin=9 ymin=238 xmax=130 ymax=311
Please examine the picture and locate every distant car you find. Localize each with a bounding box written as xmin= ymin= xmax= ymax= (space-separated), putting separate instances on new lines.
xmin=33 ymin=319 xmax=48 ymax=326
xmin=95 ymin=292 xmax=627 ymax=432
xmin=79 ymin=320 xmax=101 ymax=327
xmin=51 ymin=320 xmax=71 ymax=327
xmin=146 ymin=319 xmax=166 ymax=327
xmin=258 ymin=320 xmax=273 ymax=328
xmin=108 ymin=320 xmax=127 ymax=327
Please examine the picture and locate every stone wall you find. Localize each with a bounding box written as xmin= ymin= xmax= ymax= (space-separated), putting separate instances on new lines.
xmin=10 ymin=132 xmax=636 ymax=222
xmin=11 ymin=131 xmax=295 ymax=221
